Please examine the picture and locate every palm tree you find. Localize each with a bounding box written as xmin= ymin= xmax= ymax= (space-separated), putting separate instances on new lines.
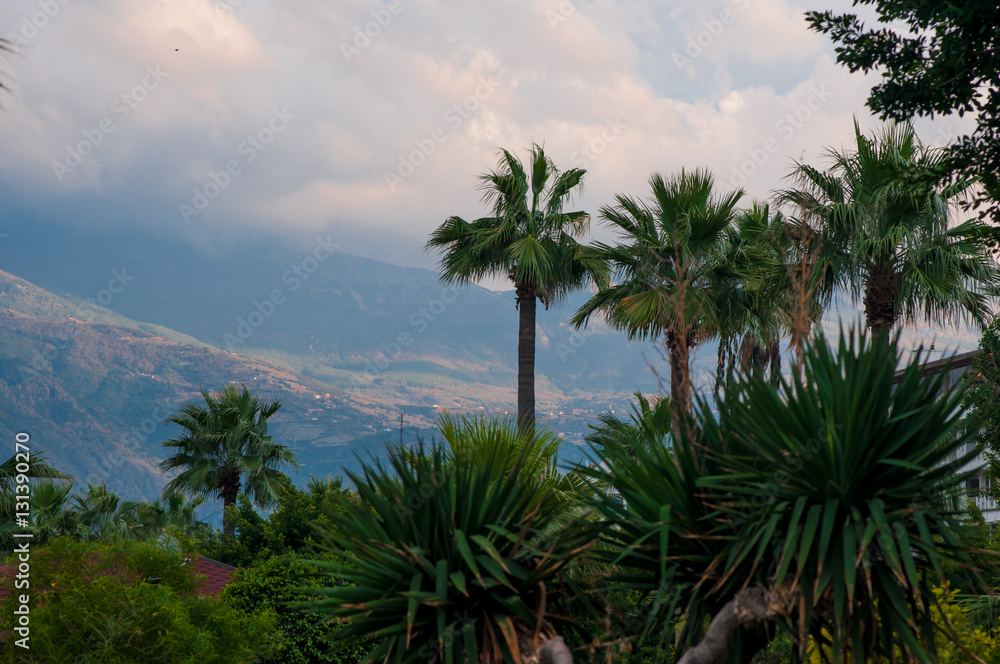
xmin=585 ymin=392 xmax=671 ymax=453
xmin=0 ymin=450 xmax=73 ymax=554
xmin=705 ymin=202 xmax=791 ymax=397
xmin=780 ymin=120 xmax=999 ymax=338
xmin=159 ymin=384 xmax=300 ymax=538
xmin=426 ymin=144 xmax=597 ymax=431
xmin=712 ymin=201 xmax=837 ymax=392
xmin=131 ymin=493 xmax=210 ymax=541
xmin=571 ymin=168 xmax=743 ymax=420
xmin=583 ymin=332 xmax=992 ymax=663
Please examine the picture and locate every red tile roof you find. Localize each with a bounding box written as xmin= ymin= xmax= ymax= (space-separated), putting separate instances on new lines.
xmin=0 ymin=554 xmax=235 ymax=602
xmin=190 ymin=556 xmax=236 ymax=597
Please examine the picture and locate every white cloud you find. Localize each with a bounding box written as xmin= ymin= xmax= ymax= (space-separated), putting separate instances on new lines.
xmin=0 ymin=0 xmax=969 ymax=266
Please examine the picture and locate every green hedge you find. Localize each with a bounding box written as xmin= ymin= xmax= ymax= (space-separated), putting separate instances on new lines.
xmin=0 ymin=538 xmax=280 ymax=663
xmin=221 ymin=555 xmax=370 ymax=664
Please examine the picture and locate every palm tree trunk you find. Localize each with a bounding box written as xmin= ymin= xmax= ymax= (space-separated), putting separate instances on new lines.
xmin=218 ymin=466 xmax=241 ymax=539
xmin=516 ymin=285 xmax=537 ymax=434
xmin=714 ymin=340 xmax=726 ymax=405
xmin=667 ymin=331 xmax=693 ymax=431
xmin=768 ymin=339 xmax=781 ymax=386
xmin=864 ymin=264 xmax=898 ymax=339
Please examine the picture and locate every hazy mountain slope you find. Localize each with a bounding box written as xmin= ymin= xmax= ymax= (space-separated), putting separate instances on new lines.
xmin=0 ymin=269 xmax=404 ymax=499
xmin=0 ymin=226 xmax=666 ymax=399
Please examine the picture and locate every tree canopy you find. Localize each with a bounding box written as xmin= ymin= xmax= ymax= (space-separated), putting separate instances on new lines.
xmin=806 ymin=0 xmax=1000 ymax=222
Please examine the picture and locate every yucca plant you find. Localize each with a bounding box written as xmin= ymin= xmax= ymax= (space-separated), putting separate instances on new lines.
xmin=579 ymin=394 xmax=755 ymax=659
xmin=437 ymin=414 xmax=587 ymax=515
xmin=700 ymin=332 xmax=991 ymax=663
xmin=585 ymin=332 xmax=994 ymax=664
xmin=304 ymin=431 xmax=590 ymax=664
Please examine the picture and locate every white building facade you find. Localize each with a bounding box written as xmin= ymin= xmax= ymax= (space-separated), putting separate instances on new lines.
xmin=904 ymin=350 xmax=1000 ymax=523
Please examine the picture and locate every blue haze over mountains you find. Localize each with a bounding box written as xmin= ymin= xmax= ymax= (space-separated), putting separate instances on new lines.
xmin=0 ymin=217 xmax=677 ymax=503
xmin=0 ymin=216 xmax=978 ymax=506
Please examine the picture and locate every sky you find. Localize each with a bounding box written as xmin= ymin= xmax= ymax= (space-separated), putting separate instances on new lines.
xmin=0 ymin=0 xmax=979 ymax=273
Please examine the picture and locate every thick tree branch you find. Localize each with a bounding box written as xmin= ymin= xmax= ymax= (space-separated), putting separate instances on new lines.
xmin=676 ymin=586 xmax=796 ymax=664
xmin=519 ymin=635 xmax=573 ymax=664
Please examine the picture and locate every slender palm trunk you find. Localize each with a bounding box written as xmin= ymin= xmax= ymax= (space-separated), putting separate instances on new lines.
xmin=714 ymin=340 xmax=727 ymax=405
xmin=516 ymin=285 xmax=537 ymax=434
xmin=218 ymin=466 xmax=241 ymax=539
xmin=768 ymin=339 xmax=781 ymax=386
xmin=739 ymin=338 xmax=768 ymax=377
xmin=864 ymin=264 xmax=898 ymax=340
xmin=667 ymin=331 xmax=693 ymax=431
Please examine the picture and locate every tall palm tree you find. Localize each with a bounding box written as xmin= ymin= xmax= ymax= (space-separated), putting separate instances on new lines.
xmin=426 ymin=144 xmax=597 ymax=432
xmin=780 ymin=120 xmax=999 ymax=338
xmin=571 ymin=168 xmax=743 ymax=420
xmin=705 ymin=202 xmax=791 ymax=397
xmin=160 ymin=384 xmax=299 ymax=538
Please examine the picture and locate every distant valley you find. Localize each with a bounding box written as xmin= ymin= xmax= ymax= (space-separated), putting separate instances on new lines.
xmin=0 ymin=225 xmax=980 ymax=503
xmin=0 ymin=227 xmax=671 ymax=500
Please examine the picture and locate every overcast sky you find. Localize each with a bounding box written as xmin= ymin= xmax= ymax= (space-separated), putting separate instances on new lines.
xmin=0 ymin=0 xmax=977 ymax=271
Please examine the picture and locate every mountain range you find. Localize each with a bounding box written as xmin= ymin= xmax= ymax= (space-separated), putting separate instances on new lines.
xmin=0 ymin=223 xmax=671 ymax=501
xmin=0 ymin=221 xmax=980 ymax=503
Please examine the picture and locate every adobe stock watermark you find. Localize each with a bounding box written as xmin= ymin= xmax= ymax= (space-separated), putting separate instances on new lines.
xmin=570 ymin=117 xmax=628 ymax=169
xmin=362 ymin=286 xmax=461 ymax=375
xmin=340 ymin=0 xmax=406 ymax=63
xmin=384 ymin=74 xmax=502 ymax=191
xmin=179 ymin=107 xmax=295 ymax=224
xmin=546 ymin=0 xmax=581 ymax=30
xmin=86 ymin=396 xmax=182 ymax=486
xmin=213 ymin=0 xmax=243 ymax=19
xmin=18 ymin=268 xmax=135 ymax=381
xmin=219 ymin=235 xmax=340 ymax=351
xmin=671 ymin=0 xmax=751 ymax=74
xmin=555 ymin=329 xmax=587 ymax=362
xmin=51 ymin=66 xmax=169 ymax=182
xmin=4 ymin=0 xmax=72 ymax=53
xmin=723 ymin=84 xmax=834 ymax=190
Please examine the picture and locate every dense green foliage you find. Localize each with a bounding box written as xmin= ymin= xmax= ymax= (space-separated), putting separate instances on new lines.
xmin=0 ymin=538 xmax=279 ymax=663
xmin=199 ymin=474 xmax=350 ymax=567
xmin=780 ymin=120 xmax=998 ymax=337
xmin=222 ymin=554 xmax=369 ymax=664
xmin=806 ymin=0 xmax=1000 ymax=220
xmin=2 ymin=457 xmax=208 ymax=557
xmin=964 ymin=317 xmax=1000 ymax=501
xmin=582 ymin=332 xmax=992 ymax=663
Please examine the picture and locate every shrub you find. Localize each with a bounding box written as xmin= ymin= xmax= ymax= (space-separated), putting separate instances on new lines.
xmin=0 ymin=538 xmax=279 ymax=663
xmin=198 ymin=476 xmax=349 ymax=568
xmin=221 ymin=555 xmax=369 ymax=664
